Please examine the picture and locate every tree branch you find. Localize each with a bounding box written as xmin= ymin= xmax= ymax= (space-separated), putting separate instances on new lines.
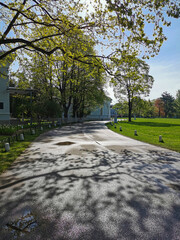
xmin=1 ymin=0 xmax=27 ymax=39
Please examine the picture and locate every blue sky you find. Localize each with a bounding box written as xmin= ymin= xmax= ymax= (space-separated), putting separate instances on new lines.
xmin=108 ymin=17 xmax=180 ymax=103
xmin=147 ymin=17 xmax=180 ymax=100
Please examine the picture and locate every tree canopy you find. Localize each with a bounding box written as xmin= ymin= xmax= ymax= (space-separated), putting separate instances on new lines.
xmin=1 ymin=0 xmax=180 ymax=120
xmin=11 ymin=32 xmax=107 ymax=119
xmin=111 ymin=52 xmax=154 ymax=121
xmin=160 ymin=91 xmax=175 ymax=118
xmin=175 ymin=90 xmax=180 ymax=117
xmin=0 ymin=0 xmax=179 ymax=63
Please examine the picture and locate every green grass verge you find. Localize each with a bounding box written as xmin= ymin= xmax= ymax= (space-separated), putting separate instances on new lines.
xmin=0 ymin=129 xmax=52 ymax=174
xmin=106 ymin=118 xmax=180 ymax=153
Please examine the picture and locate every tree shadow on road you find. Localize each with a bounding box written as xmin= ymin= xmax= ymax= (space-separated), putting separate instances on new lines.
xmin=33 ymin=122 xmax=108 ymax=141
xmin=0 ymin=148 xmax=180 ymax=240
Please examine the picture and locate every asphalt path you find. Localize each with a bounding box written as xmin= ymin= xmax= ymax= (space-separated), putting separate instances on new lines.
xmin=0 ymin=121 xmax=180 ymax=240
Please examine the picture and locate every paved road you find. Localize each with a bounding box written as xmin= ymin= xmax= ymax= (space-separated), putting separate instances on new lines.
xmin=0 ymin=121 xmax=180 ymax=240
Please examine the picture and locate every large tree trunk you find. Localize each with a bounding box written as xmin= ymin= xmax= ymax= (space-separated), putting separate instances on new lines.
xmin=128 ymin=100 xmax=132 ymax=122
xmin=128 ymin=93 xmax=132 ymax=122
xmin=63 ymin=106 xmax=68 ymax=118
xmin=72 ymin=97 xmax=79 ymax=118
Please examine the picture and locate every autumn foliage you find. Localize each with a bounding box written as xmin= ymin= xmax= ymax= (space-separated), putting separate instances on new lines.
xmin=154 ymin=98 xmax=165 ymax=117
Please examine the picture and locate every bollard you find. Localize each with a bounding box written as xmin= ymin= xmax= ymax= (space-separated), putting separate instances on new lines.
xmin=5 ymin=143 xmax=10 ymax=152
xmin=114 ymin=124 xmax=116 ymax=128
xmin=57 ymin=120 xmax=61 ymax=127
xmin=54 ymin=123 xmax=56 ymax=127
xmin=20 ymin=133 xmax=24 ymax=141
xmin=40 ymin=126 xmax=43 ymax=131
xmin=120 ymin=126 xmax=122 ymax=131
xmin=32 ymin=129 xmax=35 ymax=135
xmin=134 ymin=130 xmax=138 ymax=136
xmin=159 ymin=135 xmax=163 ymax=142
xmin=49 ymin=124 xmax=51 ymax=128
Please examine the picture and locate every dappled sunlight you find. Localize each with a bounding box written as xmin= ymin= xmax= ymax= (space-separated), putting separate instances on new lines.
xmin=0 ymin=147 xmax=180 ymax=239
xmin=0 ymin=122 xmax=180 ymax=239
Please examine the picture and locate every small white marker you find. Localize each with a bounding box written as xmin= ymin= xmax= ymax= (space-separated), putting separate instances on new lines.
xmin=5 ymin=143 xmax=10 ymax=152
xmin=20 ymin=133 xmax=24 ymax=141
xmin=32 ymin=129 xmax=35 ymax=135
xmin=159 ymin=135 xmax=163 ymax=142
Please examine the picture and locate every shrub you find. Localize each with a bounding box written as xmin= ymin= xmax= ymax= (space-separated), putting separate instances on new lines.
xmin=0 ymin=125 xmax=17 ymax=135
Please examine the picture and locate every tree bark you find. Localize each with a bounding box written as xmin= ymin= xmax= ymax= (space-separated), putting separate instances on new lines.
xmin=128 ymin=99 xmax=132 ymax=122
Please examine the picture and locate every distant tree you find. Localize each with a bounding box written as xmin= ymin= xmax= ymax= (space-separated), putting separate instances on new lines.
xmin=144 ymin=99 xmax=156 ymax=118
xmin=133 ymin=97 xmax=155 ymax=118
xmin=112 ymin=52 xmax=154 ymax=122
xmin=113 ymin=97 xmax=155 ymax=118
xmin=160 ymin=92 xmax=175 ymax=117
xmin=175 ymin=90 xmax=180 ymax=117
xmin=113 ymin=101 xmax=128 ymax=117
xmin=154 ymin=98 xmax=165 ymax=117
xmin=132 ymin=97 xmax=145 ymax=117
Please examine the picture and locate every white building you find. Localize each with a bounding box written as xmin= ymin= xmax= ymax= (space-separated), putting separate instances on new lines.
xmin=0 ymin=56 xmax=13 ymax=121
xmin=85 ymin=99 xmax=111 ymax=121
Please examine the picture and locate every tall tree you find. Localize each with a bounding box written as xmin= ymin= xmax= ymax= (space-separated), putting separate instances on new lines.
xmin=13 ymin=31 xmax=106 ymax=119
xmin=175 ymin=90 xmax=180 ymax=117
xmin=160 ymin=92 xmax=175 ymax=118
xmin=112 ymin=52 xmax=154 ymax=121
xmin=12 ymin=55 xmax=61 ymax=120
xmin=154 ymin=98 xmax=165 ymax=117
xmin=132 ymin=97 xmax=155 ymax=118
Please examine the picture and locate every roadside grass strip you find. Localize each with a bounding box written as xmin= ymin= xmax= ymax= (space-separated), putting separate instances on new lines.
xmin=106 ymin=118 xmax=180 ymax=153
xmin=0 ymin=134 xmax=38 ymax=173
xmin=0 ymin=125 xmax=57 ymax=174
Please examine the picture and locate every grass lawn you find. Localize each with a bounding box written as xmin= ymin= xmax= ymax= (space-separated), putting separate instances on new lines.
xmin=106 ymin=118 xmax=180 ymax=153
xmin=0 ymin=128 xmax=52 ymax=174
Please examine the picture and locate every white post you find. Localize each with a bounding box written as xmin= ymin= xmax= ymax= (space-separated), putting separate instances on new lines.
xmin=49 ymin=124 xmax=51 ymax=128
xmin=5 ymin=143 xmax=10 ymax=152
xmin=20 ymin=133 xmax=24 ymax=141
xmin=159 ymin=135 xmax=163 ymax=142
xmin=120 ymin=126 xmax=122 ymax=131
xmin=40 ymin=126 xmax=43 ymax=131
xmin=32 ymin=129 xmax=35 ymax=135
xmin=134 ymin=130 xmax=137 ymax=136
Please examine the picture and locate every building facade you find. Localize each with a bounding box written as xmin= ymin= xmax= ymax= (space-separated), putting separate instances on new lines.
xmin=0 ymin=59 xmax=13 ymax=121
xmin=85 ymin=99 xmax=111 ymax=121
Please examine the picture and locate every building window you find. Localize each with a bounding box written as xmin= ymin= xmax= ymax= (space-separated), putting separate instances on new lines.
xmin=0 ymin=102 xmax=4 ymax=109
